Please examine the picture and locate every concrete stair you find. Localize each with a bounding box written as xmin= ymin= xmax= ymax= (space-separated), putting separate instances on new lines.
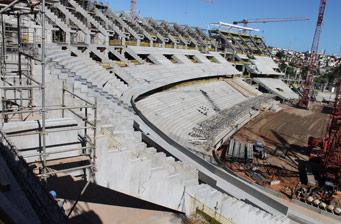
xmin=124 ymin=47 xmax=145 ymax=64
xmin=148 ymin=19 xmax=177 ymax=46
xmin=45 ymin=44 xmax=129 ymax=100
xmin=54 ymin=3 xmax=91 ymax=44
xmin=45 ymin=47 xmax=201 ymax=212
xmin=120 ymin=12 xmax=153 ymax=44
xmin=137 ymin=16 xmax=166 ymax=45
xmin=185 ymin=184 xmax=290 ymax=224
xmin=93 ymin=8 xmax=126 ymax=39
xmin=40 ymin=41 xmax=202 ymax=214
xmin=45 ymin=7 xmax=72 ymax=43
xmin=95 ymin=133 xmax=199 ymax=211
xmin=106 ymin=8 xmax=141 ymax=43
xmin=135 ymin=80 xmax=249 ymax=153
xmin=67 ymin=0 xmax=108 ymax=45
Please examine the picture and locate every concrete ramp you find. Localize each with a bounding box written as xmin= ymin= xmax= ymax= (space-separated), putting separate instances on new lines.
xmin=254 ymin=78 xmax=298 ymax=100
xmin=250 ymin=56 xmax=283 ymax=75
xmin=225 ymin=77 xmax=262 ymax=97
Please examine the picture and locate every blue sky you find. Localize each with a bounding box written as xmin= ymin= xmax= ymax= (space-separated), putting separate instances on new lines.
xmin=107 ymin=0 xmax=341 ymax=55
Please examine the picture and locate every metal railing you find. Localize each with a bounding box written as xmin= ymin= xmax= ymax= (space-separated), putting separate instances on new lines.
xmin=0 ymin=3 xmax=40 ymax=123
xmin=2 ymin=83 xmax=97 ymax=181
xmin=0 ymin=0 xmax=97 ymax=180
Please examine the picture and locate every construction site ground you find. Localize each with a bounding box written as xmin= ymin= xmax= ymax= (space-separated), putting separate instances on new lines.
xmin=230 ymin=103 xmax=331 ymax=195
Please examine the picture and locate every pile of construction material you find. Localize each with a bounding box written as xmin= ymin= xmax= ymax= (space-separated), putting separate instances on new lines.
xmin=294 ymin=185 xmax=341 ymax=216
xmin=224 ymin=139 xmax=253 ymax=163
xmin=188 ymin=94 xmax=274 ymax=151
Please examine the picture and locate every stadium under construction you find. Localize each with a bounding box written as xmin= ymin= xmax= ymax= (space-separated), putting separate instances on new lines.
xmin=0 ymin=0 xmax=340 ymax=223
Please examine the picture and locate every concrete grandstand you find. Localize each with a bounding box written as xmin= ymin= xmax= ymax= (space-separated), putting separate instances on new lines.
xmin=209 ymin=25 xmax=299 ymax=101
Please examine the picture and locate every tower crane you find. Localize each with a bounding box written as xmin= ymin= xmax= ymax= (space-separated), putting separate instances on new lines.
xmin=298 ymin=0 xmax=327 ymax=109
xmin=233 ymin=17 xmax=310 ymax=26
xmin=303 ymin=0 xmax=340 ymax=184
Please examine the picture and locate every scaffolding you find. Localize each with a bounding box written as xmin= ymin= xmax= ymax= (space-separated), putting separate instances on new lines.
xmin=0 ymin=0 xmax=96 ymax=183
xmin=0 ymin=2 xmax=38 ymax=122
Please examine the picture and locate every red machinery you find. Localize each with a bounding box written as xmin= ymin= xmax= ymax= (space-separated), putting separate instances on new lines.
xmin=323 ymin=79 xmax=341 ymax=183
xmin=298 ymin=0 xmax=328 ymax=109
xmin=309 ymin=78 xmax=341 ymax=184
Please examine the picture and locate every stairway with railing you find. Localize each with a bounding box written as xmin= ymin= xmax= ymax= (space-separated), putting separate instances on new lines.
xmin=120 ymin=12 xmax=152 ymax=46
xmin=93 ymin=8 xmax=126 ymax=44
xmin=67 ymin=0 xmax=109 ymax=45
xmin=45 ymin=6 xmax=72 ymax=43
xmin=136 ymin=16 xmax=166 ymax=47
xmin=106 ymin=8 xmax=142 ymax=45
xmin=54 ymin=3 xmax=91 ymax=44
xmin=147 ymin=18 xmax=177 ymax=47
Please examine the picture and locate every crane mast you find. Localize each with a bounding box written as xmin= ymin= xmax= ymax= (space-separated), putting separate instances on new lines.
xmin=130 ymin=0 xmax=137 ymax=15
xmin=298 ymin=0 xmax=327 ymax=109
xmin=309 ymin=78 xmax=341 ymax=183
xmin=322 ymin=78 xmax=341 ymax=183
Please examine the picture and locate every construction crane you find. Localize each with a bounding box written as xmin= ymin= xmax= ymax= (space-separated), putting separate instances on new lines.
xmin=298 ymin=0 xmax=327 ymax=109
xmin=130 ymin=0 xmax=137 ymax=15
xmin=233 ymin=17 xmax=310 ymax=27
xmin=309 ymin=78 xmax=341 ymax=184
xmin=322 ymin=78 xmax=341 ymax=184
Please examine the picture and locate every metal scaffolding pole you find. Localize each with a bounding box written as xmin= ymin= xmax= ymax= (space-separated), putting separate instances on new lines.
xmin=0 ymin=0 xmax=19 ymax=14
xmin=0 ymin=0 xmax=48 ymax=181
xmin=17 ymin=13 xmax=23 ymax=120
xmin=0 ymin=0 xmax=97 ymax=183
xmin=1 ymin=1 xmax=35 ymax=122
xmin=41 ymin=0 xmax=47 ymax=182
xmin=0 ymin=14 xmax=5 ymax=66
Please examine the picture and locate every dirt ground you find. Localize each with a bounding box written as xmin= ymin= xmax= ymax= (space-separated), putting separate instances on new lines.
xmin=228 ymin=103 xmax=331 ymax=195
xmin=235 ymin=103 xmax=330 ymax=149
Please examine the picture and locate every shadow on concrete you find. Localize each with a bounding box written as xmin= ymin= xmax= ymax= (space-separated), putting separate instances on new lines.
xmin=46 ymin=175 xmax=179 ymax=213
xmin=68 ymin=210 xmax=102 ymax=224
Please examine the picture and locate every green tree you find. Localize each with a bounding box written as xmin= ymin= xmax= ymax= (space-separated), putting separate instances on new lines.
xmin=314 ymin=65 xmax=341 ymax=85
